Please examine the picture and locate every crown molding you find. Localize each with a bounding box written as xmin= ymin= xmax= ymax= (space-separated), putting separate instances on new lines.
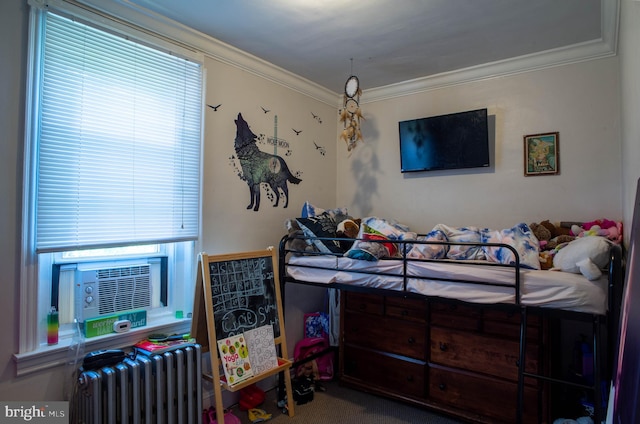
xmin=364 ymin=0 xmax=619 ymax=103
xmin=63 ymin=0 xmax=339 ymax=106
xmin=67 ymin=0 xmax=619 ymax=107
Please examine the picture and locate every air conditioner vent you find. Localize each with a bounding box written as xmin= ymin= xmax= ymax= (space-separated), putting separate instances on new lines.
xmin=97 ymin=265 xmax=149 ymax=280
xmin=95 ymin=265 xmax=151 ymax=316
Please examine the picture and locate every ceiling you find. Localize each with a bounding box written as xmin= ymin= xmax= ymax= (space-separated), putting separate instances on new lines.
xmin=124 ymin=0 xmax=608 ymax=94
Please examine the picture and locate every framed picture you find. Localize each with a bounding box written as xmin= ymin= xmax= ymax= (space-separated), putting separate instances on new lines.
xmin=524 ymin=132 xmax=559 ymax=176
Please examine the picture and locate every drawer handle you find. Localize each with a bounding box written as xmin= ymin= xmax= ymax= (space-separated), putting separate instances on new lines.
xmin=407 ymin=337 xmax=415 ymax=344
xmin=439 ymin=383 xmax=447 ymax=391
xmin=359 ymin=303 xmax=366 ymax=310
xmin=439 ymin=342 xmax=448 ymax=352
xmin=401 ymin=310 xmax=409 ymax=316
xmin=406 ymin=375 xmax=414 ymax=382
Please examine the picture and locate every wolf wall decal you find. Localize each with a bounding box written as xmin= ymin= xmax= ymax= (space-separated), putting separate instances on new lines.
xmin=233 ymin=113 xmax=301 ymax=211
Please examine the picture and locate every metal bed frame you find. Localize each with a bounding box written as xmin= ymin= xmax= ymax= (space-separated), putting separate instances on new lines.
xmin=278 ymin=234 xmax=624 ymax=423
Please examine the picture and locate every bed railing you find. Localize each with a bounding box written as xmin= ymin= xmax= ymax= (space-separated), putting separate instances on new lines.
xmin=280 ymin=233 xmax=527 ymax=304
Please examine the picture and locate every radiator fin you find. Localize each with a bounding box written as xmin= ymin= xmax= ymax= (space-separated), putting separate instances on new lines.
xmin=76 ymin=344 xmax=202 ymax=424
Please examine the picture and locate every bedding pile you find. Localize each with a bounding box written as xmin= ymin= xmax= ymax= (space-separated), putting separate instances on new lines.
xmin=286 ymin=202 xmax=541 ymax=269
xmin=284 ymin=202 xmax=621 ymax=278
xmin=282 ymin=202 xmax=623 ymax=314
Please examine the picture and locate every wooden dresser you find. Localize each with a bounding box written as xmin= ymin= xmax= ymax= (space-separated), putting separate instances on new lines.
xmin=339 ymin=291 xmax=547 ymax=424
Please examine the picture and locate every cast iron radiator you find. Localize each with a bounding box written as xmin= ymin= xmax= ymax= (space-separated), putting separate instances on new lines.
xmin=76 ymin=345 xmax=202 ymax=424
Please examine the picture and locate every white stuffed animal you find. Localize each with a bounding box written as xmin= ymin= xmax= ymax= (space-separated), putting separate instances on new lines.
xmin=552 ymin=236 xmax=612 ymax=280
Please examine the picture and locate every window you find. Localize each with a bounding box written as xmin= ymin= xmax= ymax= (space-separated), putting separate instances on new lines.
xmin=18 ymin=2 xmax=203 ymax=365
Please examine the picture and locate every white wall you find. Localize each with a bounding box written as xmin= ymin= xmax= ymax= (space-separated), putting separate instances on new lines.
xmin=338 ymin=58 xmax=623 ymax=232
xmin=198 ymin=57 xmax=338 ymax=358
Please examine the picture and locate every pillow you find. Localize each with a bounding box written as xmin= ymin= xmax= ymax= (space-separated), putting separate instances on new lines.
xmin=553 ymin=236 xmax=611 ymax=280
xmin=345 ymin=217 xmax=415 ymax=261
xmin=296 ymin=213 xmax=343 ymax=254
xmin=481 ymin=222 xmax=540 ymax=270
xmin=408 ymin=230 xmax=448 ymax=259
xmin=432 ymin=224 xmax=485 ymax=260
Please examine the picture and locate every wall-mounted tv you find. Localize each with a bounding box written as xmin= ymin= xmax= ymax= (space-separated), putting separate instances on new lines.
xmin=399 ymin=108 xmax=490 ymax=173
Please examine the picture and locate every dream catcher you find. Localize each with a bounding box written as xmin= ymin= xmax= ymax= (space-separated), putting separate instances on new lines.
xmin=340 ymin=73 xmax=364 ymax=152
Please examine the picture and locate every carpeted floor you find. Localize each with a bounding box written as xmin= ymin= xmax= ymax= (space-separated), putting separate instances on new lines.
xmin=226 ymin=380 xmax=465 ymax=424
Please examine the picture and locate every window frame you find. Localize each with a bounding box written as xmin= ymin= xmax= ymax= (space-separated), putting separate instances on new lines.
xmin=15 ymin=0 xmax=205 ymax=376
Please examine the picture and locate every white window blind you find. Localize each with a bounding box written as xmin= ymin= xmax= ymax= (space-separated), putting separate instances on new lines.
xmin=36 ymin=12 xmax=202 ymax=253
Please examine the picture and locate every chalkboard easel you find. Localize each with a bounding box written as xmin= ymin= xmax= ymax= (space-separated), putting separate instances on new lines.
xmin=191 ymin=248 xmax=294 ymax=422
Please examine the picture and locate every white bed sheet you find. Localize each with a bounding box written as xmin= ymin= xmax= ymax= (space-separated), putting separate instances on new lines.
xmin=285 ymin=255 xmax=608 ymax=315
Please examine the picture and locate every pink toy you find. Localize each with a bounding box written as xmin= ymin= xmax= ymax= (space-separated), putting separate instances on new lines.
xmin=571 ymin=219 xmax=623 ymax=244
xmin=583 ymin=218 xmax=617 ymax=231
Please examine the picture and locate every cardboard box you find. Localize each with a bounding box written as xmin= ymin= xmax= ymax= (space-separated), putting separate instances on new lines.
xmin=84 ymin=310 xmax=147 ymax=338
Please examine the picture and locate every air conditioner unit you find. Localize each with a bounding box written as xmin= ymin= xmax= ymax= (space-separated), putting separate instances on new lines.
xmin=74 ymin=258 xmax=164 ymax=322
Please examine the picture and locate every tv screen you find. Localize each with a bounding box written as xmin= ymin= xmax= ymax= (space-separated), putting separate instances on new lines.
xmin=399 ymin=108 xmax=490 ymax=173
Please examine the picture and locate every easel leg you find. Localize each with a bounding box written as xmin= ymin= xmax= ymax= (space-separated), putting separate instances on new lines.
xmin=283 ymin=368 xmax=295 ymax=417
xmin=214 ymin=381 xmax=225 ymax=424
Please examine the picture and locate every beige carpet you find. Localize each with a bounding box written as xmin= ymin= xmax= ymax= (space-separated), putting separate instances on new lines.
xmin=228 ymin=380 xmax=464 ymax=424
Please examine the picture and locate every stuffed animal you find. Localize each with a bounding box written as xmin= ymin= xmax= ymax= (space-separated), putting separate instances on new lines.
xmin=336 ymin=218 xmax=361 ymax=251
xmin=540 ymin=219 xmax=572 ymax=238
xmin=538 ymin=250 xmax=554 ymax=270
xmin=336 ymin=218 xmax=360 ymax=238
xmin=530 ymin=221 xmax=576 ymax=269
xmin=552 ymin=236 xmax=612 ymax=280
xmin=571 ymin=219 xmax=623 ymax=244
xmin=284 ymin=218 xmax=314 ymax=253
xmin=530 ymin=221 xmax=575 ymax=252
xmin=530 ymin=222 xmax=551 ymax=249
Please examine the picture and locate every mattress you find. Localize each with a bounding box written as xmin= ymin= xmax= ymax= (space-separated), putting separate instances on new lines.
xmin=285 ymin=255 xmax=608 ymax=315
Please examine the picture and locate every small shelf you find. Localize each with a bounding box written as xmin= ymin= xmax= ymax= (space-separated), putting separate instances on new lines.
xmin=203 ymin=357 xmax=292 ymax=392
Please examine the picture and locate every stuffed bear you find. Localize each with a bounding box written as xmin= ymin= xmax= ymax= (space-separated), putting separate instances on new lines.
xmin=540 ymin=219 xmax=572 ymax=238
xmin=530 ymin=222 xmax=551 ymax=248
xmin=530 ymin=221 xmax=576 ymax=269
xmin=531 ymin=221 xmax=576 ymax=249
xmin=552 ymin=236 xmax=612 ymax=280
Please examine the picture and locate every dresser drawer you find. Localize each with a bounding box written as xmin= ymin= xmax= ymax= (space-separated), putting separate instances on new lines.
xmin=429 ymin=366 xmax=542 ymax=424
xmin=483 ymin=308 xmax=541 ymax=340
xmin=344 ymin=292 xmax=384 ymax=315
xmin=430 ymin=326 xmax=539 ymax=381
xmin=344 ymin=311 xmax=427 ymax=360
xmin=430 ymin=301 xmax=481 ymax=331
xmin=385 ymin=296 xmax=427 ymax=322
xmin=343 ymin=345 xmax=426 ymax=399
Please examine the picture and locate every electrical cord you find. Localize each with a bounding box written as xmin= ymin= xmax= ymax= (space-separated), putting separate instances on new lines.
xmin=64 ymin=319 xmax=85 ymax=424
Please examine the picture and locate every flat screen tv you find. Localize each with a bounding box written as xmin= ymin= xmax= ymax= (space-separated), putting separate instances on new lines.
xmin=399 ymin=108 xmax=490 ymax=173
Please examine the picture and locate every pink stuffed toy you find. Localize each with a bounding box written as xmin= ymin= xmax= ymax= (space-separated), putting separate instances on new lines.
xmin=571 ymin=219 xmax=622 ymax=244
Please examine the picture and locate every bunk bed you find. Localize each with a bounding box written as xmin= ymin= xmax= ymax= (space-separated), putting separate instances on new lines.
xmin=278 ymin=217 xmax=624 ymax=424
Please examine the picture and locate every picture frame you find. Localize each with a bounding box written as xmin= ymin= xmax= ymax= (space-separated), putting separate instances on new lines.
xmin=524 ymin=132 xmax=559 ymax=176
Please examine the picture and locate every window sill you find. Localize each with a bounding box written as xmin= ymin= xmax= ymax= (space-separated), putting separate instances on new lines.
xmin=13 ymin=318 xmax=192 ymax=377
